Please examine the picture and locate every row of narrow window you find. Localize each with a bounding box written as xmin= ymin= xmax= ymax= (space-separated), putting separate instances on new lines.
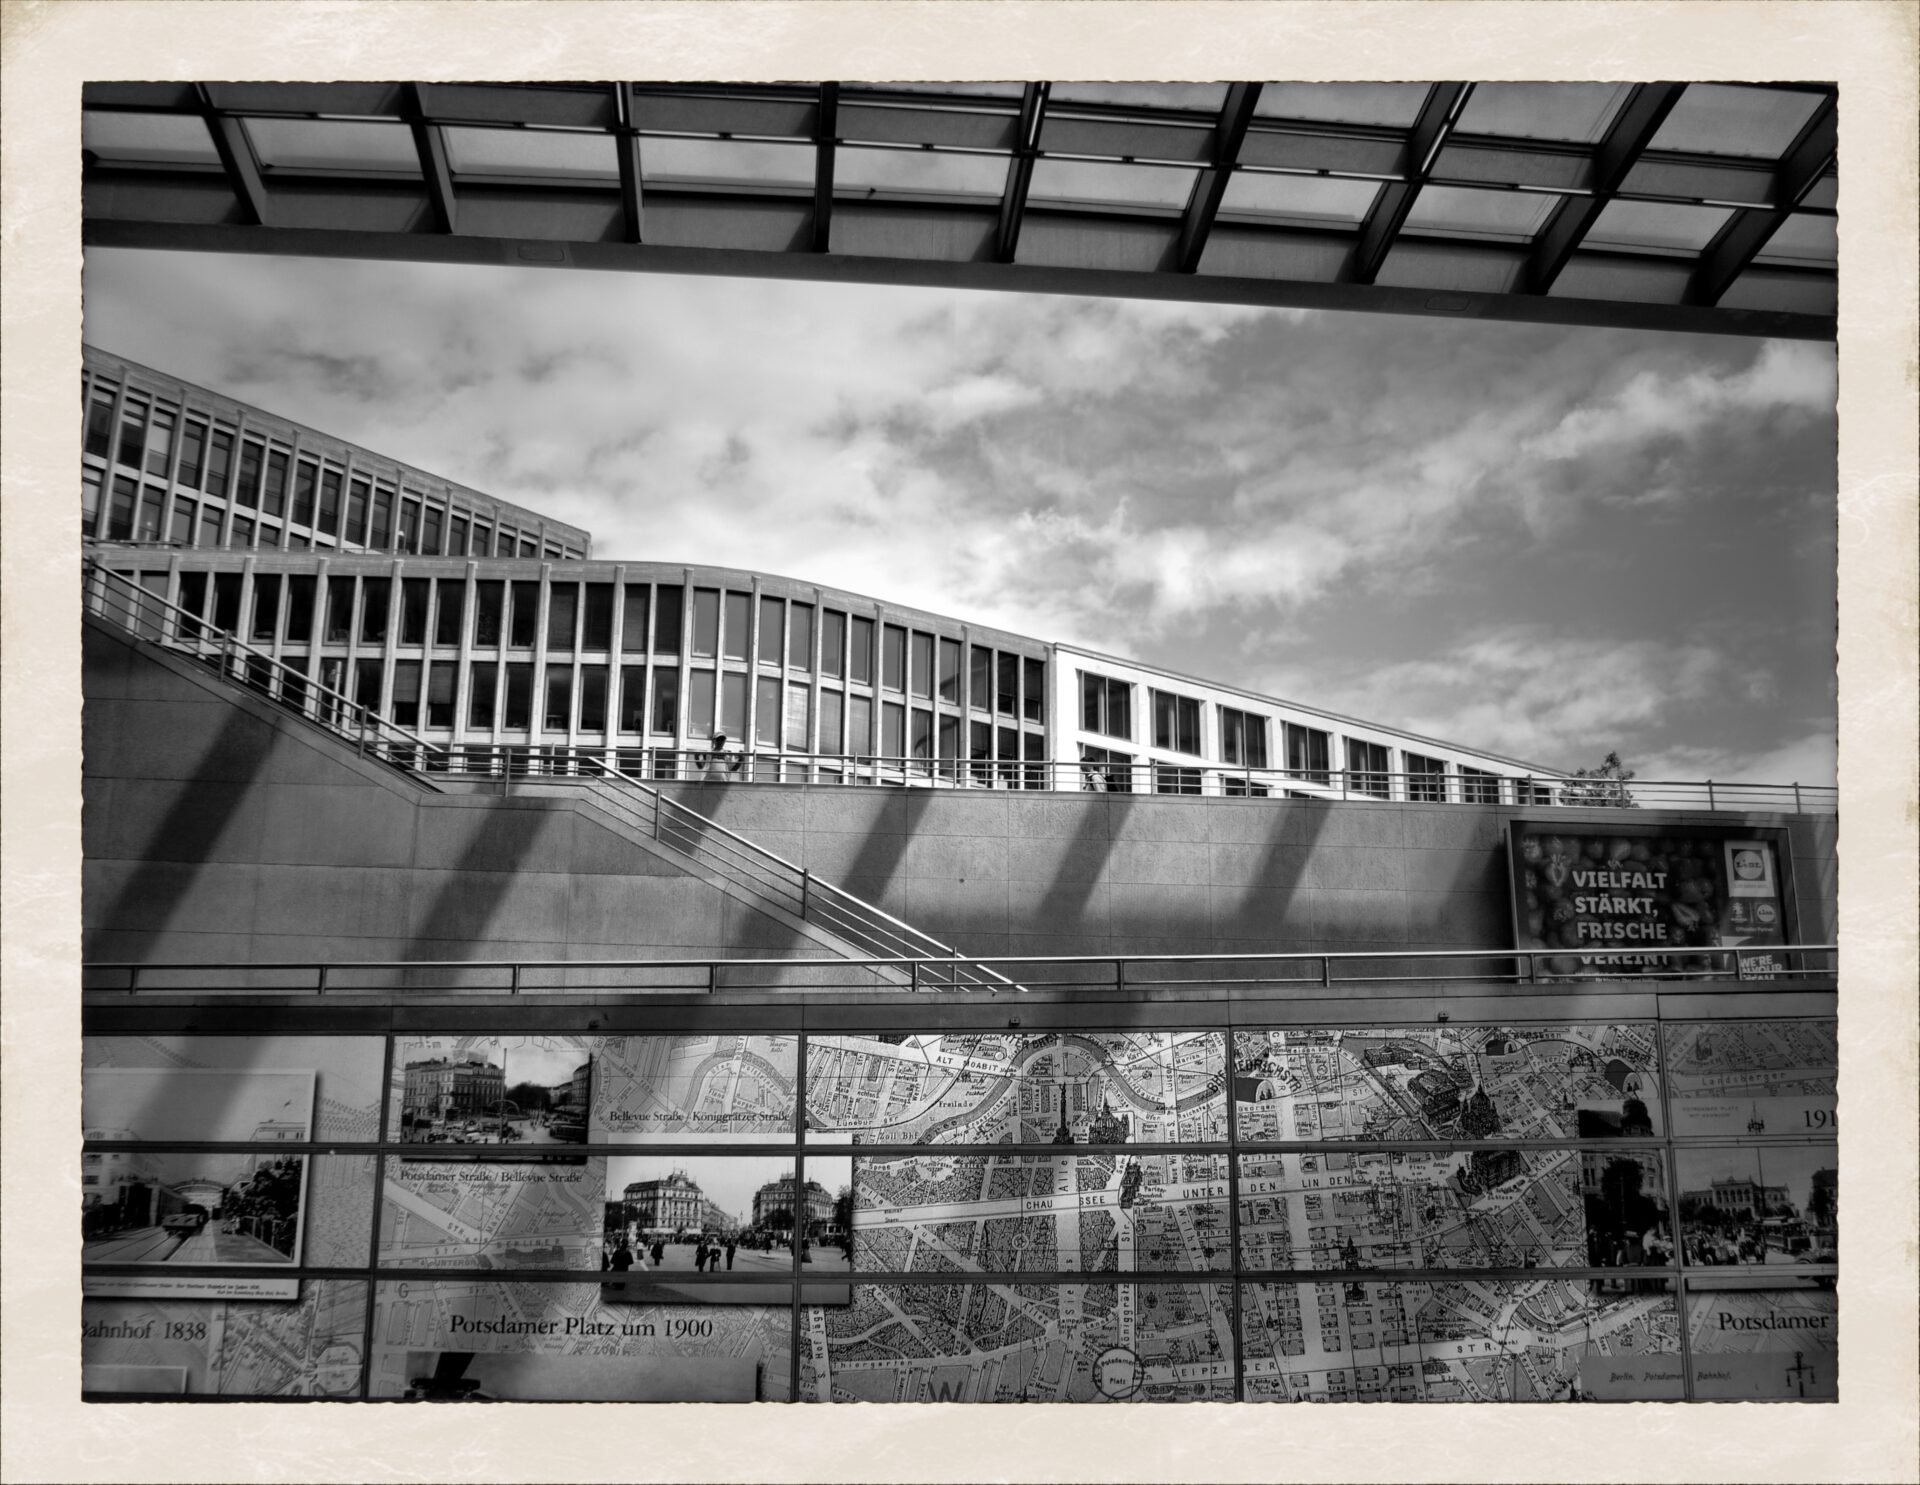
xmin=133 ymin=569 xmax=1047 ymax=744
xmin=83 ymin=385 xmax=579 ymax=560
xmin=1080 ymin=668 xmax=1504 ymax=801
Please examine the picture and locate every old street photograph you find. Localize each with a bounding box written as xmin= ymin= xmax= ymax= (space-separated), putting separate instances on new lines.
xmin=75 ymin=77 xmax=1846 ymax=1410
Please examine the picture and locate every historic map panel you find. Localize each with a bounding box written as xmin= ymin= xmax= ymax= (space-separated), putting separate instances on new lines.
xmin=378 ymin=1159 xmax=605 ymax=1271
xmin=1663 ymin=1021 xmax=1838 ymax=1138
xmin=82 ymin=1280 xmax=367 ymax=1397
xmin=1685 ymin=1280 xmax=1836 ymax=1400
xmin=814 ymin=1283 xmax=1235 ymax=1403
xmin=854 ymin=1154 xmax=1230 ymax=1274
xmin=369 ymin=1281 xmax=787 ymax=1401
xmin=1240 ymin=1278 xmax=1683 ymax=1401
xmin=1236 ymin=1149 xmax=1590 ymax=1271
xmin=591 ymin=1034 xmax=798 ymax=1144
xmin=1232 ymin=1024 xmax=1662 ymax=1141
xmin=806 ymin=1032 xmax=1227 ymax=1145
xmin=304 ymin=1155 xmax=377 ymax=1270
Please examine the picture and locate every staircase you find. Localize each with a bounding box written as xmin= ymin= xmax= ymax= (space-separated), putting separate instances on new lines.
xmin=85 ymin=560 xmax=1022 ymax=992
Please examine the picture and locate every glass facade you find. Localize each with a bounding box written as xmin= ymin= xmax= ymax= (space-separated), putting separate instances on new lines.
xmin=81 ymin=348 xmax=589 ymax=560
xmin=94 ymin=550 xmax=1054 ymax=785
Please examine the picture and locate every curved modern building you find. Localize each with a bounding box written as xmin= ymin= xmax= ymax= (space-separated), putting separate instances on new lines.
xmin=84 ymin=345 xmax=1565 ymax=805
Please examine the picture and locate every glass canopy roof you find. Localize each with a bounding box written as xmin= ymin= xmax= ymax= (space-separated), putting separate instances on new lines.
xmin=81 ymin=80 xmax=1837 ymax=339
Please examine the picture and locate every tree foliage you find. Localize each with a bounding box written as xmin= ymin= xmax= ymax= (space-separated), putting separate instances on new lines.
xmin=1561 ymin=750 xmax=1639 ymax=808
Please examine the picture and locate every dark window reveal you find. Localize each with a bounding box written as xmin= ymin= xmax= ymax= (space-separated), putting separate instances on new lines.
xmin=1081 ymin=671 xmax=1131 ymax=740
xmin=434 ymin=582 xmax=464 ymax=647
xmin=474 ymin=581 xmax=504 ymax=646
xmin=1152 ymin=690 xmax=1202 ymax=755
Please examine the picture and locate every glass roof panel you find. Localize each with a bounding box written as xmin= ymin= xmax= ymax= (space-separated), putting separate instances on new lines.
xmin=1048 ymin=83 xmax=1228 ymax=114
xmin=245 ymin=118 xmax=421 ymax=173
xmin=1647 ymin=84 xmax=1826 ymax=160
xmin=1217 ymin=171 xmax=1379 ymax=224
xmin=1404 ymin=184 xmax=1558 ymax=238
xmin=868 ymin=83 xmax=1026 ymax=100
xmin=1753 ymin=211 xmax=1837 ymax=265
xmin=835 ymin=146 xmax=1010 ymax=199
xmin=1586 ymin=198 xmax=1734 ymax=252
xmin=1027 ymin=157 xmax=1197 ymax=209
xmin=1455 ymin=83 xmax=1631 ymax=143
xmin=82 ymin=110 xmax=220 ymax=164
xmin=444 ymin=126 xmax=617 ymax=178
xmin=639 ymin=135 xmax=816 ymax=188
xmin=1254 ymin=83 xmax=1431 ymax=127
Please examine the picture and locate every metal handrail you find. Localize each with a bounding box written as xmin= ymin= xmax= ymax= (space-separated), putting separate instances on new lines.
xmin=84 ymin=561 xmax=451 ymax=770
xmin=81 ymin=942 xmax=1839 ymax=996
xmin=418 ymin=742 xmax=1836 ymax=814
xmin=87 ymin=571 xmax=1017 ymax=992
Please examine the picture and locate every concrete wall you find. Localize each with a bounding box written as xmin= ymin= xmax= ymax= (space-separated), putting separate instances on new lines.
xmin=659 ymin=780 xmax=1838 ymax=961
xmin=83 ymin=621 xmax=831 ymax=966
xmin=85 ymin=616 xmax=1837 ymax=970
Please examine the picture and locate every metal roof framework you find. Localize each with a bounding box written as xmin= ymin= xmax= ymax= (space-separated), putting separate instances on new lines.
xmin=82 ymin=80 xmax=1838 ymax=340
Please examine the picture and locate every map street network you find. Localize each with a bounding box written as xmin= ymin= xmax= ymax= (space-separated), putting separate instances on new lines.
xmin=1233 ymin=1024 xmax=1662 ymax=1141
xmin=806 ymin=1032 xmax=1227 ymax=1145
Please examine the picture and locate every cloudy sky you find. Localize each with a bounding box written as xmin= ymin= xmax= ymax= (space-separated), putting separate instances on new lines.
xmin=83 ymin=248 xmax=1837 ymax=784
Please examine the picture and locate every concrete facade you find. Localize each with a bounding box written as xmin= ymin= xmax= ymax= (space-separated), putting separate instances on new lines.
xmin=656 ymin=779 xmax=1837 ymax=962
xmin=82 ymin=618 xmax=843 ymax=967
xmin=86 ymin=615 xmax=1836 ymax=970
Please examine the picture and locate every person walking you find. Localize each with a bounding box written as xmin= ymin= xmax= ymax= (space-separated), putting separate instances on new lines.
xmin=700 ymin=733 xmax=741 ymax=785
xmin=726 ymin=1238 xmax=737 ymax=1271
xmin=651 ymin=1239 xmax=664 ymax=1268
xmin=610 ymin=1240 xmax=634 ymax=1273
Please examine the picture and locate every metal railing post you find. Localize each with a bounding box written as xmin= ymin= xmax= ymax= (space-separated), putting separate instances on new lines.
xmin=510 ymin=963 xmax=521 ymax=996
xmin=801 ymin=869 xmax=812 ymax=920
xmin=1706 ymin=779 xmax=1716 ymax=810
xmin=911 ymin=960 xmax=921 ymax=993
xmin=1793 ymin=782 xmax=1802 ymax=812
xmin=1321 ymin=956 xmax=1332 ymax=988
xmin=316 ymin=965 xmax=328 ymax=996
xmin=127 ymin=965 xmax=140 ymax=995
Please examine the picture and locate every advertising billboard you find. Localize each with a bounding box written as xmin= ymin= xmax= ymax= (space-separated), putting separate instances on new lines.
xmin=1507 ymin=823 xmax=1796 ymax=978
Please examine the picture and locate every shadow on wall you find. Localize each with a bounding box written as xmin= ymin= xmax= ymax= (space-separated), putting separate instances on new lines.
xmin=407 ymin=803 xmax=566 ymax=961
xmin=92 ymin=705 xmax=270 ymax=956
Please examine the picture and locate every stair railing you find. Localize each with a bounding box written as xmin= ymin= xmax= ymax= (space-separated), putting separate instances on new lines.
xmin=86 ymin=560 xmax=1017 ymax=992
xmin=85 ymin=560 xmax=450 ymax=772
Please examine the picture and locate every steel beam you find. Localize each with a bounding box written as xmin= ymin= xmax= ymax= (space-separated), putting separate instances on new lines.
xmin=996 ymin=82 xmax=1048 ymax=264
xmin=1172 ymin=82 xmax=1262 ymax=275
xmin=82 ymin=216 xmax=1835 ymax=340
xmin=403 ymin=83 xmax=457 ymax=235
xmin=1351 ymin=82 xmax=1470 ymax=285
xmin=812 ymin=82 xmax=839 ymax=254
xmin=194 ymin=84 xmax=271 ymax=227
xmin=1526 ymin=82 xmax=1686 ymax=296
xmin=614 ymin=82 xmax=646 ymax=244
xmin=1688 ymin=92 xmax=1838 ymax=307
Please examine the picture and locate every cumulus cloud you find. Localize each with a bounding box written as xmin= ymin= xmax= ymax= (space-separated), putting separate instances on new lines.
xmin=81 ymin=250 xmax=1835 ymax=784
xmin=1252 ymin=626 xmax=1823 ymax=780
xmin=1522 ymin=340 xmax=1835 ymax=464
